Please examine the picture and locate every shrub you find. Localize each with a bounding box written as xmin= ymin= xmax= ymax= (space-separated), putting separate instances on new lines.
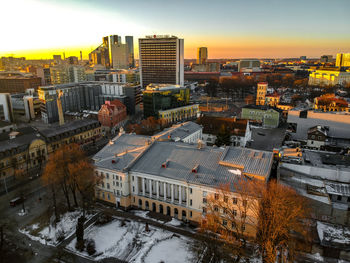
xmin=95 ymin=213 xmax=112 ymax=226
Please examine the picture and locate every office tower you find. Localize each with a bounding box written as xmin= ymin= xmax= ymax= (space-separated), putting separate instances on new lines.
xmin=125 ymin=36 xmax=135 ymax=68
xmin=139 ymin=35 xmax=184 ymax=88
xmin=336 ymin=53 xmax=350 ymax=67
xmin=197 ymin=47 xmax=208 ymax=64
xmin=110 ymin=35 xmax=129 ymax=70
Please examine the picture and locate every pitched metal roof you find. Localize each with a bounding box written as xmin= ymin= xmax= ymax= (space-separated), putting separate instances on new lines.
xmin=155 ymin=121 xmax=202 ymax=141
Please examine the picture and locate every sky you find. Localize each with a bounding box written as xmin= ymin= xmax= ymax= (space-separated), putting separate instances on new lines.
xmin=0 ymin=0 xmax=349 ymax=59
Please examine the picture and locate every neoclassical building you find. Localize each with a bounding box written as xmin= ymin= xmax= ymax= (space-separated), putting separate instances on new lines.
xmin=93 ymin=132 xmax=274 ymax=235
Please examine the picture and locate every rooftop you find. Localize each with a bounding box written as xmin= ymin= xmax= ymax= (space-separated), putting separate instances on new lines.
xmin=154 ymin=121 xmax=202 ymax=141
xmin=197 ymin=116 xmax=248 ymax=137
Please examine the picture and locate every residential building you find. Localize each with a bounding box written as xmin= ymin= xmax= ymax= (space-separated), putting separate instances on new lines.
xmin=320 ymin=55 xmax=333 ymax=63
xmin=265 ymin=93 xmax=281 ymax=107
xmin=87 ymin=69 xmax=140 ymax=84
xmin=314 ymin=94 xmax=349 ymax=112
xmin=197 ymin=115 xmax=251 ymax=147
xmin=94 ymin=135 xmax=274 ymax=235
xmin=98 ymin=100 xmax=127 ymax=131
xmin=238 ymin=59 xmax=261 ymax=72
xmin=276 ymin=103 xmax=293 ymax=118
xmin=308 ymin=68 xmax=350 ymax=86
xmin=256 ymin=82 xmax=267 ymax=106
xmin=50 ymin=65 xmax=86 ymax=84
xmin=287 ymin=109 xmax=350 ymax=141
xmin=0 ymin=71 xmax=41 ymax=93
xmin=197 ymin=47 xmax=208 ymax=64
xmin=191 ymin=63 xmax=220 ymax=72
xmin=336 ymin=53 xmax=350 ymax=68
xmin=110 ymin=35 xmax=130 ymax=70
xmin=11 ymin=93 xmax=41 ymax=120
xmin=0 ymin=93 xmax=14 ymax=122
xmin=154 ymin=121 xmax=202 ymax=144
xmin=142 ymin=83 xmax=190 ymax=119
xmin=306 ymin=125 xmax=327 ymax=150
xmin=139 ymin=35 xmax=184 ymax=88
xmin=0 ymin=127 xmax=47 ymax=181
xmin=241 ymin=105 xmax=281 ymax=128
xmin=278 ymin=149 xmax=350 ymax=225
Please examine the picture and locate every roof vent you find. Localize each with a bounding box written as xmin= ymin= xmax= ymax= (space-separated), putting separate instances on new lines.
xmin=111 ymin=159 xmax=118 ymax=164
xmin=161 ymin=160 xmax=170 ymax=168
xmin=192 ymin=164 xmax=199 ymax=173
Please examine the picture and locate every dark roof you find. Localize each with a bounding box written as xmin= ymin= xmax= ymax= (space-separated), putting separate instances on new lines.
xmin=243 ymin=104 xmax=283 ymax=113
xmin=0 ymin=127 xmax=45 ymax=156
xmin=38 ymin=119 xmax=100 ymax=141
xmin=197 ymin=116 xmax=247 ymax=136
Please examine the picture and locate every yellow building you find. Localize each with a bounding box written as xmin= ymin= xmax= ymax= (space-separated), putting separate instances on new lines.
xmin=314 ymin=94 xmax=349 ymax=112
xmin=336 ymin=53 xmax=350 ymax=68
xmin=158 ymin=104 xmax=199 ymax=125
xmin=265 ymin=93 xmax=280 ymax=107
xmin=256 ymin=82 xmax=268 ymax=105
xmin=308 ymin=68 xmax=350 ymax=86
xmin=197 ymin=47 xmax=208 ymax=64
xmin=0 ymin=127 xmax=47 ymax=181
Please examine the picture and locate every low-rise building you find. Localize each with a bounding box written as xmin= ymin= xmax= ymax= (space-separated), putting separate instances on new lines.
xmin=158 ymin=104 xmax=199 ymax=125
xmin=94 ymin=135 xmax=274 ymax=236
xmin=308 ymin=68 xmax=350 ymax=87
xmin=265 ymin=93 xmax=280 ymax=107
xmin=241 ymin=105 xmax=281 ymax=128
xmin=0 ymin=71 xmax=41 ymax=93
xmin=314 ymin=94 xmax=349 ymax=112
xmin=197 ymin=115 xmax=251 ymax=147
xmin=278 ymin=150 xmax=350 ymax=225
xmin=98 ymin=100 xmax=127 ymax=131
xmin=0 ymin=127 xmax=47 ymax=181
xmin=154 ymin=121 xmax=202 ymax=144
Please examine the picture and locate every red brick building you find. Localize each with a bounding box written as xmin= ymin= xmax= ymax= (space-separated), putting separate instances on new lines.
xmin=98 ymin=100 xmax=127 ymax=129
xmin=0 ymin=72 xmax=41 ymax=93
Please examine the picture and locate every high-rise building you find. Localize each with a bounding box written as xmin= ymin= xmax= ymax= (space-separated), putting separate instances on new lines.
xmin=125 ymin=36 xmax=135 ymax=68
xmin=110 ymin=35 xmax=134 ymax=70
xmin=50 ymin=65 xmax=86 ymax=84
xmin=197 ymin=47 xmax=208 ymax=64
xmin=139 ymin=35 xmax=184 ymax=88
xmin=336 ymin=53 xmax=350 ymax=67
xmin=89 ymin=36 xmax=110 ymax=68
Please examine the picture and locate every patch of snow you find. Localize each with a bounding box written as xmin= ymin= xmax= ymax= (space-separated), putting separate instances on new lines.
xmin=166 ymin=218 xmax=182 ymax=227
xmin=20 ymin=210 xmax=94 ymax=247
xmin=317 ymin=221 xmax=350 ymax=245
xmin=229 ymin=169 xmax=242 ymax=175
xmin=66 ymin=218 xmax=195 ymax=262
xmin=144 ymin=236 xmax=193 ymax=263
xmin=18 ymin=209 xmax=28 ymax=216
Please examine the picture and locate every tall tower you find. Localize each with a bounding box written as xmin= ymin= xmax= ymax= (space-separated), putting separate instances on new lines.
xmin=139 ymin=35 xmax=184 ymax=88
xmin=256 ymin=82 xmax=268 ymax=106
xmin=197 ymin=47 xmax=208 ymax=64
xmin=57 ymin=89 xmax=65 ymax=126
xmin=110 ymin=35 xmax=129 ymax=69
xmin=125 ymin=36 xmax=134 ymax=68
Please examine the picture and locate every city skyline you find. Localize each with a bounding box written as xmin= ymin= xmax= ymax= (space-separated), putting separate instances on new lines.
xmin=1 ymin=0 xmax=350 ymax=59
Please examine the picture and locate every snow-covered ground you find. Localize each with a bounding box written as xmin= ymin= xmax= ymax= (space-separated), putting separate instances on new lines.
xmin=132 ymin=210 xmax=183 ymax=227
xmin=66 ymin=218 xmax=195 ymax=262
xmin=19 ymin=210 xmax=94 ymax=247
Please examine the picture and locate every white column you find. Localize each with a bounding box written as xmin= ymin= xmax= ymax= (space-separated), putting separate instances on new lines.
xmin=149 ymin=179 xmax=152 ymax=198
xmin=179 ymin=185 xmax=182 ymax=204
xmin=171 ymin=184 xmax=174 ymax=203
xmin=156 ymin=181 xmax=159 ymax=199
xmin=135 ymin=176 xmax=138 ymax=194
xmin=142 ymin=178 xmax=145 ymax=196
xmin=164 ymin=183 xmax=167 ymax=201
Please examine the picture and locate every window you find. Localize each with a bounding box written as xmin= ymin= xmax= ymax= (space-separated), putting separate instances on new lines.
xmin=232 ymin=198 xmax=237 ymax=204
xmin=231 ymin=222 xmax=236 ymax=229
xmin=190 ymin=211 xmax=192 ymax=218
xmin=190 ymin=199 xmax=192 ymax=206
xmin=190 ymin=188 xmax=193 ymax=194
xmin=241 ymin=212 xmax=246 ymax=218
xmin=107 ymin=193 xmax=110 ymax=200
xmin=203 ymin=198 xmax=207 ymax=204
xmin=107 ymin=183 xmax=110 ymax=189
xmin=101 ymin=182 xmax=105 ymax=188
xmin=203 ymin=191 xmax=207 ymax=197
xmin=233 ymin=209 xmax=237 ymax=216
xmin=337 ymin=195 xmax=342 ymax=201
xmin=214 ymin=206 xmax=219 ymax=212
xmin=133 ymin=186 xmax=135 ymax=192
xmin=224 ymin=196 xmax=228 ymax=203
xmin=222 ymin=219 xmax=227 ymax=226
xmin=223 ymin=208 xmax=228 ymax=214
xmin=202 ymin=207 xmax=207 ymax=214
xmin=132 ymin=176 xmax=134 ymax=181
xmin=116 ymin=182 xmax=119 ymax=187
xmin=106 ymin=173 xmax=109 ymax=179
xmin=241 ymin=224 xmax=246 ymax=231
xmin=215 ymin=193 xmax=219 ymax=200
xmin=242 ymin=200 xmax=247 ymax=207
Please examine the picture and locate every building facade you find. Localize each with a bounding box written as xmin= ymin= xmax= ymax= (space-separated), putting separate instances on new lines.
xmin=98 ymin=100 xmax=127 ymax=130
xmin=314 ymin=94 xmax=349 ymax=112
xmin=256 ymin=82 xmax=268 ymax=106
xmin=94 ymin=135 xmax=274 ymax=235
xmin=308 ymin=69 xmax=350 ymax=87
xmin=0 ymin=72 xmax=41 ymax=93
xmin=110 ymin=35 xmax=130 ymax=70
xmin=241 ymin=105 xmax=280 ymax=128
xmin=139 ymin=35 xmax=184 ymax=88
xmin=158 ymin=104 xmax=199 ymax=124
xmin=197 ymin=47 xmax=208 ymax=64
xmin=142 ymin=84 xmax=190 ymax=118
xmin=336 ymin=53 xmax=350 ymax=68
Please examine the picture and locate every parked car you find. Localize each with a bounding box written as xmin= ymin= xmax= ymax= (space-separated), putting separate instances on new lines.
xmin=10 ymin=197 xmax=24 ymax=207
